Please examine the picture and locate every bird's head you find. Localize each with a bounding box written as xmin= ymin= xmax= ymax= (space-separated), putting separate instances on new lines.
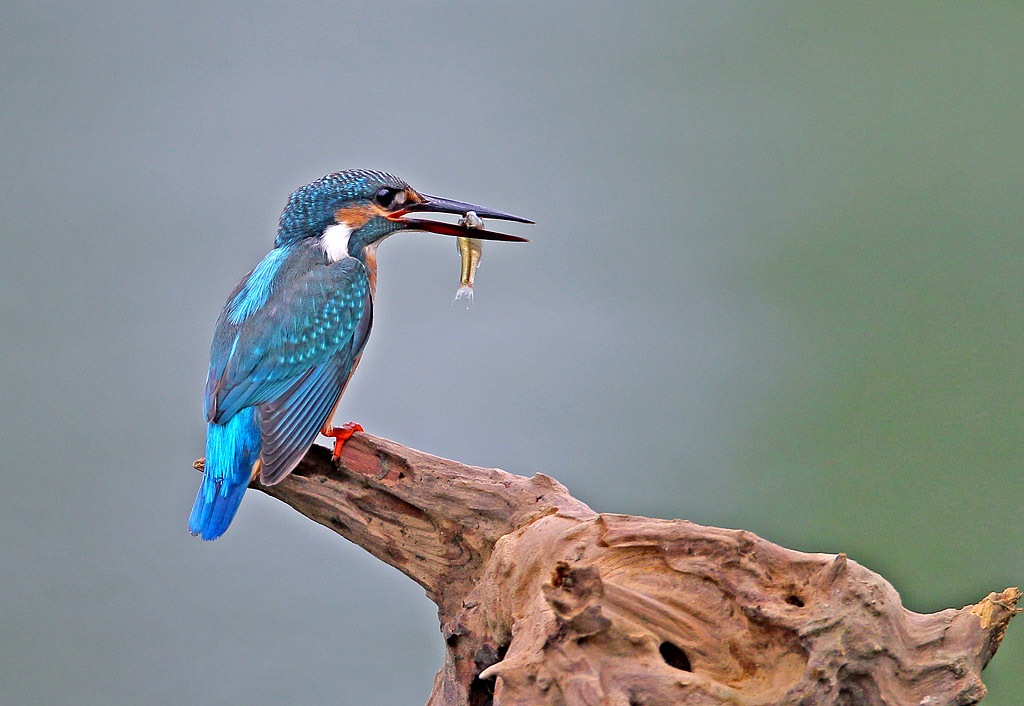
xmin=275 ymin=169 xmax=531 ymax=261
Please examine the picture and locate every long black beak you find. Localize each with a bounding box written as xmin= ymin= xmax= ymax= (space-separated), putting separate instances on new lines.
xmin=387 ymin=193 xmax=533 ymax=242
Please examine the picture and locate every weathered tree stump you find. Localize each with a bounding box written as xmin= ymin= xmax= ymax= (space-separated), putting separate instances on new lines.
xmin=198 ymin=433 xmax=1018 ymax=705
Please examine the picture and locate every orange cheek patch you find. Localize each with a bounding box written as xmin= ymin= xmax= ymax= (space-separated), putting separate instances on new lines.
xmin=334 ymin=204 xmax=387 ymax=229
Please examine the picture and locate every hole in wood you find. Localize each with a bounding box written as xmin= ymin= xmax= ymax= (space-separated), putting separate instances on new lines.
xmin=468 ymin=642 xmax=508 ymax=706
xmin=468 ymin=676 xmax=495 ymax=706
xmin=786 ymin=594 xmax=805 ymax=607
xmin=658 ymin=641 xmax=691 ymax=671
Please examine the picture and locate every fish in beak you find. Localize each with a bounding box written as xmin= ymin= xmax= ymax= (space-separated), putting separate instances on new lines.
xmin=387 ymin=193 xmax=533 ymax=242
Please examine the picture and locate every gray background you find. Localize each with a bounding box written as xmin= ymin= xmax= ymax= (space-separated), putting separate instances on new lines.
xmin=2 ymin=2 xmax=1022 ymax=704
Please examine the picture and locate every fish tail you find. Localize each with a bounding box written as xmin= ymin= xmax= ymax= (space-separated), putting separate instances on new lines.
xmin=452 ymin=285 xmax=474 ymax=308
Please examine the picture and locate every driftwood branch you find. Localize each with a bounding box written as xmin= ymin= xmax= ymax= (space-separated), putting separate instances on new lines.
xmin=197 ymin=433 xmax=1018 ymax=705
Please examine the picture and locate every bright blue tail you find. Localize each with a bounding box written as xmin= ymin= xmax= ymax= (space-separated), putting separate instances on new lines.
xmin=189 ymin=407 xmax=261 ymax=540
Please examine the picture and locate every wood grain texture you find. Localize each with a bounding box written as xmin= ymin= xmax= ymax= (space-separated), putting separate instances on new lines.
xmin=196 ymin=432 xmax=1018 ymax=705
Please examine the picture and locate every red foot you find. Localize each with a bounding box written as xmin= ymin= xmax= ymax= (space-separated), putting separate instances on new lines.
xmin=322 ymin=421 xmax=363 ymax=460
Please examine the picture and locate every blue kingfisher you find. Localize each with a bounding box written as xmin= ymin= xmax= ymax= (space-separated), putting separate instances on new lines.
xmin=189 ymin=169 xmax=531 ymax=540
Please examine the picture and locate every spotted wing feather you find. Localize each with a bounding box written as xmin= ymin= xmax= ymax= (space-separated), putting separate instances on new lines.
xmin=204 ymin=245 xmax=373 ymax=484
xmin=206 ymin=251 xmax=368 ymax=418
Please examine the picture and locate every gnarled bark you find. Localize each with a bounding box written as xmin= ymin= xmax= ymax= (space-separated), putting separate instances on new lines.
xmin=197 ymin=433 xmax=1018 ymax=705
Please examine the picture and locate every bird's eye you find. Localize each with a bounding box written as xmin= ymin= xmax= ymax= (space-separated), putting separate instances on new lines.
xmin=374 ymin=187 xmax=398 ymax=208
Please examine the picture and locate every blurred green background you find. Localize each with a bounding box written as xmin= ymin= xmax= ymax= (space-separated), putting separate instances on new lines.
xmin=1 ymin=2 xmax=1020 ymax=704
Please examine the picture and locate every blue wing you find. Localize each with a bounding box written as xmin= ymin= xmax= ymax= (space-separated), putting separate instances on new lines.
xmin=257 ymin=360 xmax=350 ymax=483
xmin=204 ymin=244 xmax=373 ymax=485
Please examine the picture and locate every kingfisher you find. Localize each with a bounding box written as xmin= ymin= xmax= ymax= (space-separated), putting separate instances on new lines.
xmin=189 ymin=169 xmax=531 ymax=540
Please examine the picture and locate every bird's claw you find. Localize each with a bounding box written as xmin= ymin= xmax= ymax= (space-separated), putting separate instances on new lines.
xmin=323 ymin=421 xmax=363 ymax=460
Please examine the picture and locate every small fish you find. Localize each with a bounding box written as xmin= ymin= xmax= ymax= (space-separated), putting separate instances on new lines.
xmin=454 ymin=211 xmax=484 ymax=307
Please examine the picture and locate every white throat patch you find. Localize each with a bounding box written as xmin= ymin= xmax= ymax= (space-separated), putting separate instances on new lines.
xmin=320 ymin=222 xmax=353 ymax=262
